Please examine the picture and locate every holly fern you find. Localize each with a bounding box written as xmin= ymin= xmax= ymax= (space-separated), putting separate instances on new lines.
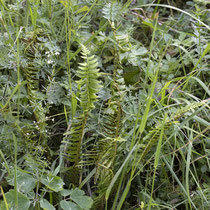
xmin=61 ymin=45 xmax=102 ymax=185
xmin=76 ymin=44 xmax=102 ymax=112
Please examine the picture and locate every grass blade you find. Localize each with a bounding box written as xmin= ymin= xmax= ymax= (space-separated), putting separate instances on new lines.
xmin=148 ymin=113 xmax=167 ymax=209
xmin=105 ymin=144 xmax=137 ymax=201
xmin=162 ymin=155 xmax=196 ymax=209
xmin=0 ymin=186 xmax=9 ymax=210
xmin=133 ymin=4 xmax=210 ymax=30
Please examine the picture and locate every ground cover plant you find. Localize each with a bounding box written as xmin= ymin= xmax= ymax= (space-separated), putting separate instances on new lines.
xmin=0 ymin=0 xmax=209 ymax=209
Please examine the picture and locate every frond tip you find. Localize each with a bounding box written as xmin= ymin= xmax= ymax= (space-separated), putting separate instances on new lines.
xmin=77 ymin=45 xmax=102 ymax=112
xmin=102 ymin=2 xmax=122 ymax=22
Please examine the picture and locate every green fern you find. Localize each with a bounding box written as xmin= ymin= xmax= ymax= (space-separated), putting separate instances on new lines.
xmin=61 ymin=115 xmax=86 ymax=165
xmin=91 ymin=69 xmax=125 ymax=208
xmin=102 ymin=2 xmax=122 ymax=23
xmin=76 ymin=45 xmax=102 ymax=112
xmin=61 ymin=45 xmax=101 ymax=184
xmin=89 ymin=18 xmax=128 ymax=204
xmin=21 ymin=32 xmax=47 ymax=143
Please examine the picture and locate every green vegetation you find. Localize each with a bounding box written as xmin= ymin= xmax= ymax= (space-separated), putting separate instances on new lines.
xmin=0 ymin=0 xmax=209 ymax=209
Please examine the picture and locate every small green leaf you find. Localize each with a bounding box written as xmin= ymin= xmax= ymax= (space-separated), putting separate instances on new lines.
xmin=0 ymin=190 xmax=30 ymax=210
xmin=131 ymin=47 xmax=148 ymax=56
xmin=40 ymin=199 xmax=55 ymax=210
xmin=60 ymin=189 xmax=73 ymax=197
xmin=70 ymin=188 xmax=93 ymax=210
xmin=60 ymin=200 xmax=82 ymax=210
xmin=7 ymin=170 xmax=36 ymax=194
xmin=41 ymin=174 xmax=64 ymax=192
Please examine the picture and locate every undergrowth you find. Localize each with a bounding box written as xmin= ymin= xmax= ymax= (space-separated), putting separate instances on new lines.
xmin=0 ymin=0 xmax=209 ymax=209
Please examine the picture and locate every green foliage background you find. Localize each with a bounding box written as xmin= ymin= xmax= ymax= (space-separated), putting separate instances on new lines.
xmin=0 ymin=0 xmax=209 ymax=209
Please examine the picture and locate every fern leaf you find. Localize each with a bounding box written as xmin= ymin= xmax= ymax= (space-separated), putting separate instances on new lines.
xmin=102 ymin=2 xmax=122 ymax=22
xmin=61 ymin=115 xmax=86 ymax=164
xmin=76 ymin=45 xmax=102 ymax=112
xmin=60 ymin=45 xmax=102 ymax=185
xmin=22 ymin=33 xmax=47 ymax=142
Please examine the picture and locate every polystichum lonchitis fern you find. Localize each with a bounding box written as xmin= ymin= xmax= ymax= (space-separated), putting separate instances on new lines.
xmin=60 ymin=45 xmax=101 ymax=185
xmin=76 ymin=45 xmax=102 ymax=112
xmin=21 ymin=31 xmax=47 ymax=144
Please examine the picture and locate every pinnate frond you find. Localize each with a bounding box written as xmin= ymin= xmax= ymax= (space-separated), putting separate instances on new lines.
xmin=76 ymin=45 xmax=102 ymax=112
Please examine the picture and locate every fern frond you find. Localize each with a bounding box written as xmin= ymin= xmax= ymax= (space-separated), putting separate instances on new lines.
xmin=90 ymin=69 xmax=125 ymax=207
xmin=93 ymin=168 xmax=113 ymax=209
xmin=22 ymin=33 xmax=47 ymax=142
xmin=60 ymin=114 xmax=88 ymax=186
xmin=61 ymin=115 xmax=87 ymax=165
xmin=60 ymin=45 xmax=102 ymax=185
xmin=77 ymin=45 xmax=102 ymax=112
xmin=102 ymin=2 xmax=122 ymax=22
xmin=90 ymin=136 xmax=126 ymax=209
xmin=103 ymin=106 xmax=123 ymax=138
